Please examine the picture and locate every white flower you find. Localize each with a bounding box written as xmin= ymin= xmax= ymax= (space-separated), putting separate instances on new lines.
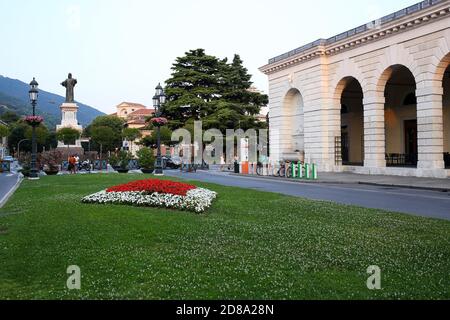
xmin=81 ymin=188 xmax=217 ymax=213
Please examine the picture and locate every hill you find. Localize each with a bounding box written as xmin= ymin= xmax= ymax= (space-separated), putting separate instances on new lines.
xmin=0 ymin=75 xmax=104 ymax=129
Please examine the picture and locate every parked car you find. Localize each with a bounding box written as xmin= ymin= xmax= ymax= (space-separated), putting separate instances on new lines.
xmin=162 ymin=156 xmax=181 ymax=170
xmin=171 ymin=156 xmax=182 ymax=166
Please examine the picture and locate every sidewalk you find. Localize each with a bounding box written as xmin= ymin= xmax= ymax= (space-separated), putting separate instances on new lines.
xmin=231 ymin=172 xmax=450 ymax=192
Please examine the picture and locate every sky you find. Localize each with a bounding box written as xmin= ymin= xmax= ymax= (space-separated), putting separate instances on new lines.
xmin=0 ymin=0 xmax=418 ymax=114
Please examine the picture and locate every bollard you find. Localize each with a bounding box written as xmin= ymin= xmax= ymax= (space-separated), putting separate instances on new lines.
xmin=312 ymin=163 xmax=318 ymax=180
xmin=242 ymin=162 xmax=249 ymax=175
xmin=291 ymin=162 xmax=296 ymax=179
xmin=234 ymin=161 xmax=239 ymax=174
xmin=305 ymin=163 xmax=311 ymax=180
xmin=298 ymin=162 xmax=303 ymax=179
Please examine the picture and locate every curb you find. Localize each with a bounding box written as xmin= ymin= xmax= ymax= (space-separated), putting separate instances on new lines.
xmin=229 ymin=173 xmax=450 ymax=192
xmin=229 ymin=173 xmax=351 ymax=185
xmin=0 ymin=174 xmax=23 ymax=209
xmin=358 ymin=182 xmax=450 ymax=193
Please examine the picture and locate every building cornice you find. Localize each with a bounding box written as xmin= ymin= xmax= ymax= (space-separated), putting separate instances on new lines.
xmin=260 ymin=0 xmax=450 ymax=75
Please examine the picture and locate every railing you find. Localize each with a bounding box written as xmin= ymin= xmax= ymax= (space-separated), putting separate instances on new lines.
xmin=0 ymin=160 xmax=11 ymax=173
xmin=335 ymin=136 xmax=342 ymax=166
xmin=128 ymin=159 xmax=140 ymax=170
xmin=268 ymin=0 xmax=445 ymax=64
xmin=94 ymin=160 xmax=108 ymax=170
xmin=386 ymin=153 xmax=418 ymax=167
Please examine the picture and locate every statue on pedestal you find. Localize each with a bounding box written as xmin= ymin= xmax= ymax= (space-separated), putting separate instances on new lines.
xmin=57 ymin=73 xmax=83 ymax=153
xmin=61 ymin=73 xmax=77 ymax=103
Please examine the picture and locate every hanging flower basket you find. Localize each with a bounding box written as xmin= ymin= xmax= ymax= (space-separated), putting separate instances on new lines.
xmin=150 ymin=117 xmax=168 ymax=127
xmin=24 ymin=115 xmax=44 ymax=126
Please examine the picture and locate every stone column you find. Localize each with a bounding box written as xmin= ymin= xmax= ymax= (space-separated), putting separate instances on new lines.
xmin=416 ymin=84 xmax=445 ymax=175
xmin=269 ymin=114 xmax=282 ymax=163
xmin=363 ymin=91 xmax=386 ymax=169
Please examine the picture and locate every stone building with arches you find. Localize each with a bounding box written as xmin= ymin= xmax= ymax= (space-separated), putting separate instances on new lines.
xmin=260 ymin=0 xmax=450 ymax=178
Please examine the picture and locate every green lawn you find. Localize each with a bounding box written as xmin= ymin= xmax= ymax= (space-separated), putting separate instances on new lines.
xmin=0 ymin=174 xmax=449 ymax=300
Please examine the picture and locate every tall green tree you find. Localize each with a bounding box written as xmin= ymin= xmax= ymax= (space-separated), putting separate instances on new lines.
xmin=0 ymin=124 xmax=9 ymax=139
xmin=122 ymin=128 xmax=141 ymax=152
xmin=44 ymin=131 xmax=58 ymax=150
xmin=140 ymin=126 xmax=173 ymax=147
xmin=218 ymin=54 xmax=268 ymax=129
xmin=25 ymin=125 xmax=49 ymax=145
xmin=84 ymin=115 xmax=124 ymax=152
xmin=56 ymin=127 xmax=81 ymax=153
xmin=163 ymin=49 xmax=222 ymax=129
xmin=90 ymin=126 xmax=115 ymax=159
xmin=8 ymin=123 xmax=29 ymax=154
xmin=0 ymin=111 xmax=20 ymax=125
xmin=8 ymin=122 xmax=53 ymax=154
xmin=163 ymin=49 xmax=268 ymax=132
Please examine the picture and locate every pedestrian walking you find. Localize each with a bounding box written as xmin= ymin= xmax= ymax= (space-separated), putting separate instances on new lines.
xmin=68 ymin=155 xmax=76 ymax=174
xmin=75 ymin=155 xmax=80 ymax=173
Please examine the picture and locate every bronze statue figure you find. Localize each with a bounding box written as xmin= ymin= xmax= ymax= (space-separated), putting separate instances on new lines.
xmin=61 ymin=73 xmax=77 ymax=103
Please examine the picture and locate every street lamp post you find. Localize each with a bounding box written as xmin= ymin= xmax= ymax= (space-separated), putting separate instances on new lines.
xmin=17 ymin=138 xmax=30 ymax=161
xmin=29 ymin=78 xmax=39 ymax=180
xmin=153 ymin=83 xmax=166 ymax=176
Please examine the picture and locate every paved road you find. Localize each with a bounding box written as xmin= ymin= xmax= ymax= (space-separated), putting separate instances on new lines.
xmin=165 ymin=170 xmax=450 ymax=221
xmin=0 ymin=172 xmax=20 ymax=207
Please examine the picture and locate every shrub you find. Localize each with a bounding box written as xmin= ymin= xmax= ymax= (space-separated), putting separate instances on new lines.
xmin=117 ymin=151 xmax=132 ymax=170
xmin=18 ymin=153 xmax=31 ymax=177
xmin=40 ymin=150 xmax=63 ymax=172
xmin=109 ymin=154 xmax=120 ymax=167
xmin=136 ymin=147 xmax=155 ymax=170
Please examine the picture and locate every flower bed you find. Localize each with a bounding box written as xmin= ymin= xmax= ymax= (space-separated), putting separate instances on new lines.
xmin=82 ymin=179 xmax=217 ymax=213
xmin=106 ymin=179 xmax=196 ymax=196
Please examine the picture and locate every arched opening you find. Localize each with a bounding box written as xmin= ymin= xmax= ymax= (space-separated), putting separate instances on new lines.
xmin=281 ymin=88 xmax=304 ymax=160
xmin=339 ymin=77 xmax=364 ymax=166
xmin=383 ymin=65 xmax=417 ymax=168
xmin=443 ymin=63 xmax=450 ymax=168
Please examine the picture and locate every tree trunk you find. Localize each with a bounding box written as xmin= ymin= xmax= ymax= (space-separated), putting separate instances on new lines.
xmin=100 ymin=144 xmax=103 ymax=172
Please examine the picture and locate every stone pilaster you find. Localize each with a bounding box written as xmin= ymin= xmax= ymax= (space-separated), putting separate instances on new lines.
xmin=363 ymin=92 xmax=386 ymax=168
xmin=269 ymin=115 xmax=282 ymax=162
xmin=416 ymin=84 xmax=445 ymax=172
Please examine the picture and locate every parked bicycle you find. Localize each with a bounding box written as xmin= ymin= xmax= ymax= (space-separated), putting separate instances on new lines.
xmin=270 ymin=161 xmax=286 ymax=178
xmin=78 ymin=159 xmax=92 ymax=172
xmin=256 ymin=162 xmax=264 ymax=176
xmin=272 ymin=161 xmax=302 ymax=178
xmin=180 ymin=163 xmax=198 ymax=173
xmin=279 ymin=161 xmax=295 ymax=178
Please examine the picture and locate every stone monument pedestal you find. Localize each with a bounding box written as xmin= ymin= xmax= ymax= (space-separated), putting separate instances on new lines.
xmin=56 ymin=102 xmax=84 ymax=154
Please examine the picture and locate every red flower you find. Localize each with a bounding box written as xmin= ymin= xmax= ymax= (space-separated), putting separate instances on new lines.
xmin=150 ymin=117 xmax=168 ymax=126
xmin=106 ymin=179 xmax=196 ymax=196
xmin=24 ymin=115 xmax=44 ymax=126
